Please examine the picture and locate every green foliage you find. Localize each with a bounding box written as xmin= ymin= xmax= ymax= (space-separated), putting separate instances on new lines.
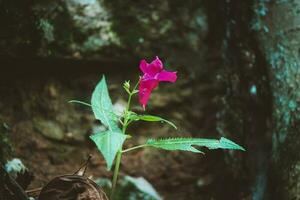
xmin=4 ymin=158 xmax=27 ymax=175
xmin=95 ymin=176 xmax=162 ymax=200
xmin=90 ymin=76 xmax=126 ymax=170
xmin=95 ymin=177 xmax=112 ymax=195
xmin=68 ymin=100 xmax=91 ymax=107
xmin=90 ymin=131 xmax=126 ymax=170
xmin=38 ymin=19 xmax=55 ymax=43
xmin=123 ymin=81 xmax=131 ymax=94
xmin=123 ymin=80 xmax=138 ymax=96
xmin=91 ymin=76 xmax=118 ymax=130
xmin=127 ymin=112 xmax=177 ymax=130
xmin=146 ymin=137 xmax=245 ymax=153
xmin=115 ymin=176 xmax=162 ymax=200
xmin=72 ymin=74 xmax=245 ymax=199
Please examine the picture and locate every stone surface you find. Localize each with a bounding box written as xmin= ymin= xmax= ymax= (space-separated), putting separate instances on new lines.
xmin=34 ymin=119 xmax=65 ymax=141
xmin=254 ymin=1 xmax=300 ymax=199
xmin=0 ymin=0 xmax=207 ymax=67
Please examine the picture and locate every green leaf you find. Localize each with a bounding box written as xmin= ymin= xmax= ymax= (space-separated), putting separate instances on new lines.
xmin=128 ymin=113 xmax=177 ymax=130
xmin=90 ymin=76 xmax=127 ymax=170
xmin=123 ymin=81 xmax=131 ymax=94
xmin=69 ymin=100 xmax=91 ymax=107
xmin=132 ymin=89 xmax=139 ymax=94
xmin=90 ymin=130 xmax=127 ymax=170
xmin=123 ymin=176 xmax=162 ymax=200
xmin=146 ymin=137 xmax=245 ymax=153
xmin=94 ymin=176 xmax=162 ymax=200
xmin=91 ymin=76 xmax=118 ymax=130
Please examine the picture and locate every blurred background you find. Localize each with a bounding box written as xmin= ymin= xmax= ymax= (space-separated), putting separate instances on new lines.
xmin=1 ymin=0 xmax=300 ymax=199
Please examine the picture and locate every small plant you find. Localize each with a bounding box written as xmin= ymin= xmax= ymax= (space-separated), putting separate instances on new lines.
xmin=71 ymin=56 xmax=245 ymax=200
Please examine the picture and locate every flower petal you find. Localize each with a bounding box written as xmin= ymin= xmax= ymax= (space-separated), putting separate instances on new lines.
xmin=139 ymin=79 xmax=159 ymax=109
xmin=139 ymin=59 xmax=148 ymax=73
xmin=147 ymin=56 xmax=163 ymax=76
xmin=157 ymin=70 xmax=177 ymax=82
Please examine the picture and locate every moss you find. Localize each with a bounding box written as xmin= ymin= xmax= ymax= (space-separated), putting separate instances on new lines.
xmin=103 ymin=0 xmax=207 ymax=59
xmin=1 ymin=0 xmax=209 ymax=63
xmin=253 ymin=0 xmax=300 ymax=198
xmin=264 ymin=42 xmax=300 ymax=158
xmin=251 ymin=0 xmax=271 ymax=33
xmin=38 ymin=19 xmax=55 ymax=43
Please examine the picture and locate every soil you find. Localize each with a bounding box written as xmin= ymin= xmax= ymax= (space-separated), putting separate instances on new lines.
xmin=0 ymin=64 xmax=230 ymax=200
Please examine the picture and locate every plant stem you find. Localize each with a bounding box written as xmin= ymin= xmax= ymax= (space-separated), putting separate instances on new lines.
xmin=122 ymin=144 xmax=148 ymax=153
xmin=111 ymin=150 xmax=122 ymax=200
xmin=110 ymin=78 xmax=140 ymax=200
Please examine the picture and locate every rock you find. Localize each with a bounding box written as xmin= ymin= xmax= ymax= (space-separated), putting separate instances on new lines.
xmin=34 ymin=117 xmax=87 ymax=143
xmin=64 ymin=129 xmax=86 ymax=143
xmin=34 ymin=118 xmax=64 ymax=141
xmin=0 ymin=0 xmax=208 ymax=66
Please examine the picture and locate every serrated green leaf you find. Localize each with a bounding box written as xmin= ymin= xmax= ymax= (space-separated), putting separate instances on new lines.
xmin=146 ymin=137 xmax=245 ymax=153
xmin=128 ymin=113 xmax=177 ymax=130
xmin=91 ymin=76 xmax=118 ymax=130
xmin=90 ymin=130 xmax=127 ymax=170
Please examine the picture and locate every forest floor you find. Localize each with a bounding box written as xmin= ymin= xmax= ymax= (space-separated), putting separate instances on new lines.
xmin=0 ymin=69 xmax=226 ymax=200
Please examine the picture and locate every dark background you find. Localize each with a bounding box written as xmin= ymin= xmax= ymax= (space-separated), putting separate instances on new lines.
xmin=1 ymin=0 xmax=300 ymax=199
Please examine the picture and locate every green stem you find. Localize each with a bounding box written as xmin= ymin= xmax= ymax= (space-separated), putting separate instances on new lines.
xmin=110 ymin=78 xmax=140 ymax=200
xmin=111 ymin=150 xmax=122 ymax=200
xmin=122 ymin=144 xmax=149 ymax=153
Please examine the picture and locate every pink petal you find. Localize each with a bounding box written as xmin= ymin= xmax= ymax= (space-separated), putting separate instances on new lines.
xmin=147 ymin=56 xmax=163 ymax=76
xmin=139 ymin=79 xmax=159 ymax=109
xmin=157 ymin=70 xmax=177 ymax=82
xmin=139 ymin=59 xmax=148 ymax=73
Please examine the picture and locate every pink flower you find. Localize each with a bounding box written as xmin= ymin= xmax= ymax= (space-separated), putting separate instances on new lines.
xmin=139 ymin=56 xmax=177 ymax=109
